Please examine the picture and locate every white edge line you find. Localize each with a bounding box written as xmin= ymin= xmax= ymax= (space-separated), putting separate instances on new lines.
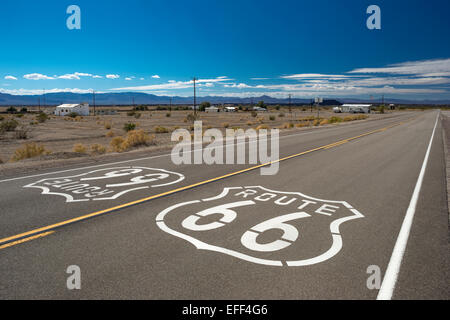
xmin=377 ymin=111 xmax=440 ymax=300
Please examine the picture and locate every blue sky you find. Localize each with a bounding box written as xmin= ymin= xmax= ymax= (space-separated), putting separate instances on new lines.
xmin=1 ymin=0 xmax=450 ymax=100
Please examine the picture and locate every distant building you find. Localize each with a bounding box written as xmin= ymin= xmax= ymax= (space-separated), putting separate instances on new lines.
xmin=205 ymin=106 xmax=219 ymax=113
xmin=253 ymin=106 xmax=267 ymax=112
xmin=224 ymin=106 xmax=237 ymax=112
xmin=54 ymin=103 xmax=90 ymax=116
xmin=341 ymin=104 xmax=372 ymax=114
xmin=95 ymin=109 xmax=118 ymax=115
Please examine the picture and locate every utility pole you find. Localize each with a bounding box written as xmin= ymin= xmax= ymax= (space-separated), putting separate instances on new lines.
xmin=43 ymin=89 xmax=46 ymax=109
xmin=169 ymin=96 xmax=172 ymax=112
xmin=288 ymin=94 xmax=292 ymax=119
xmin=193 ymin=77 xmax=197 ymax=117
xmin=38 ymin=97 xmax=41 ymax=113
xmin=93 ymin=90 xmax=96 ymax=116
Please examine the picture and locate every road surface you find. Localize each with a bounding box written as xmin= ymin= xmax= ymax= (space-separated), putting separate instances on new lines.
xmin=0 ymin=111 xmax=448 ymax=299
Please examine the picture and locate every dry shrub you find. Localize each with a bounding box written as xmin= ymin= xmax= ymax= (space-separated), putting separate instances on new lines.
xmin=11 ymin=143 xmax=50 ymax=161
xmin=313 ymin=119 xmax=321 ymax=126
xmin=256 ymin=124 xmax=270 ymax=130
xmin=320 ymin=119 xmax=329 ymax=125
xmin=90 ymin=144 xmax=107 ymax=155
xmin=154 ymin=126 xmax=169 ymax=133
xmin=247 ymin=121 xmax=253 ymax=126
xmin=110 ymin=136 xmax=126 ymax=152
xmin=110 ymin=130 xmax=155 ymax=152
xmin=104 ymin=121 xmax=112 ymax=130
xmin=73 ymin=143 xmax=87 ymax=154
xmin=106 ymin=130 xmax=115 ymax=138
xmin=296 ymin=122 xmax=310 ymax=128
xmin=15 ymin=125 xmax=30 ymax=139
xmin=222 ymin=123 xmax=230 ymax=128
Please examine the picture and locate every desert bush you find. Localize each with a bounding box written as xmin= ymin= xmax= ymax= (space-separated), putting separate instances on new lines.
xmin=90 ymin=144 xmax=107 ymax=155
xmin=110 ymin=136 xmax=125 ymax=152
xmin=154 ymin=126 xmax=169 ymax=133
xmin=73 ymin=143 xmax=87 ymax=153
xmin=15 ymin=114 xmax=24 ymax=118
xmin=6 ymin=106 xmax=17 ymax=114
xmin=66 ymin=112 xmax=78 ymax=118
xmin=185 ymin=113 xmax=198 ymax=122
xmin=134 ymin=112 xmax=141 ymax=119
xmin=134 ymin=105 xmax=148 ymax=111
xmin=320 ymin=119 xmax=329 ymax=125
xmin=251 ymin=111 xmax=257 ymax=117
xmin=122 ymin=130 xmax=155 ymax=150
xmin=296 ymin=122 xmax=310 ymax=128
xmin=269 ymin=115 xmax=275 ymax=121
xmin=0 ymin=115 xmax=4 ymax=121
xmin=247 ymin=121 xmax=253 ymax=126
xmin=104 ymin=121 xmax=112 ymax=130
xmin=256 ymin=124 xmax=270 ymax=130
xmin=313 ymin=119 xmax=321 ymax=126
xmin=14 ymin=125 xmax=30 ymax=139
xmin=280 ymin=122 xmax=294 ymax=129
xmin=222 ymin=123 xmax=230 ymax=128
xmin=0 ymin=119 xmax=18 ymax=132
xmin=36 ymin=112 xmax=49 ymax=123
xmin=123 ymin=122 xmax=136 ymax=132
xmin=11 ymin=143 xmax=50 ymax=161
xmin=166 ymin=113 xmax=171 ymax=117
xmin=106 ymin=130 xmax=115 ymax=138
xmin=329 ymin=116 xmax=343 ymax=124
xmin=278 ymin=113 xmax=285 ymax=117
xmin=110 ymin=130 xmax=155 ymax=152
xmin=127 ymin=110 xmax=136 ymax=117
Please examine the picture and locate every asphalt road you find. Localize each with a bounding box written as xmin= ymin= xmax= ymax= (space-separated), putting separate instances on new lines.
xmin=0 ymin=111 xmax=448 ymax=300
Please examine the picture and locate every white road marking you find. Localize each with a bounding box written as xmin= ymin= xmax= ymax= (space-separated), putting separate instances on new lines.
xmin=377 ymin=111 xmax=440 ymax=300
xmin=0 ymin=117 xmax=401 ymax=183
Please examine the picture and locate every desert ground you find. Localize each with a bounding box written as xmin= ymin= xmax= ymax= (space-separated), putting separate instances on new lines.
xmin=0 ymin=106 xmax=408 ymax=173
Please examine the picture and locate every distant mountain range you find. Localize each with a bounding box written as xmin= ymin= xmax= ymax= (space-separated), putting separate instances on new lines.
xmin=0 ymin=92 xmax=448 ymax=106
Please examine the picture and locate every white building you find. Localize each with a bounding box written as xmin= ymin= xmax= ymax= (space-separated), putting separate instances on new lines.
xmin=224 ymin=106 xmax=237 ymax=112
xmin=341 ymin=104 xmax=372 ymax=114
xmin=205 ymin=106 xmax=219 ymax=113
xmin=54 ymin=103 xmax=90 ymax=116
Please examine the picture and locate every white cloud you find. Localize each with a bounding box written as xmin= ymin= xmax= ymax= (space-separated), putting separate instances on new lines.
xmin=58 ymin=74 xmax=81 ymax=80
xmin=92 ymin=75 xmax=103 ymax=79
xmin=4 ymin=75 xmax=17 ymax=80
xmin=282 ymin=73 xmax=355 ymax=80
xmin=224 ymin=83 xmax=251 ymax=89
xmin=111 ymin=77 xmax=232 ymax=91
xmin=0 ymin=88 xmax=97 ymax=95
xmin=23 ymin=73 xmax=55 ymax=80
xmin=106 ymin=74 xmax=120 ymax=79
xmin=152 ymin=75 xmax=160 ymax=79
xmin=348 ymin=58 xmax=450 ymax=75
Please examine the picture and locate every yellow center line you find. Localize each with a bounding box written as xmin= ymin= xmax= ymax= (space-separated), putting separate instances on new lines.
xmin=0 ymin=118 xmax=409 ymax=249
xmin=0 ymin=231 xmax=54 ymax=250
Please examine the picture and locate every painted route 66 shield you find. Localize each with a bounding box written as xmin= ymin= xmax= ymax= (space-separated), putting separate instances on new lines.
xmin=157 ymin=186 xmax=364 ymax=266
xmin=24 ymin=167 xmax=184 ymax=202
